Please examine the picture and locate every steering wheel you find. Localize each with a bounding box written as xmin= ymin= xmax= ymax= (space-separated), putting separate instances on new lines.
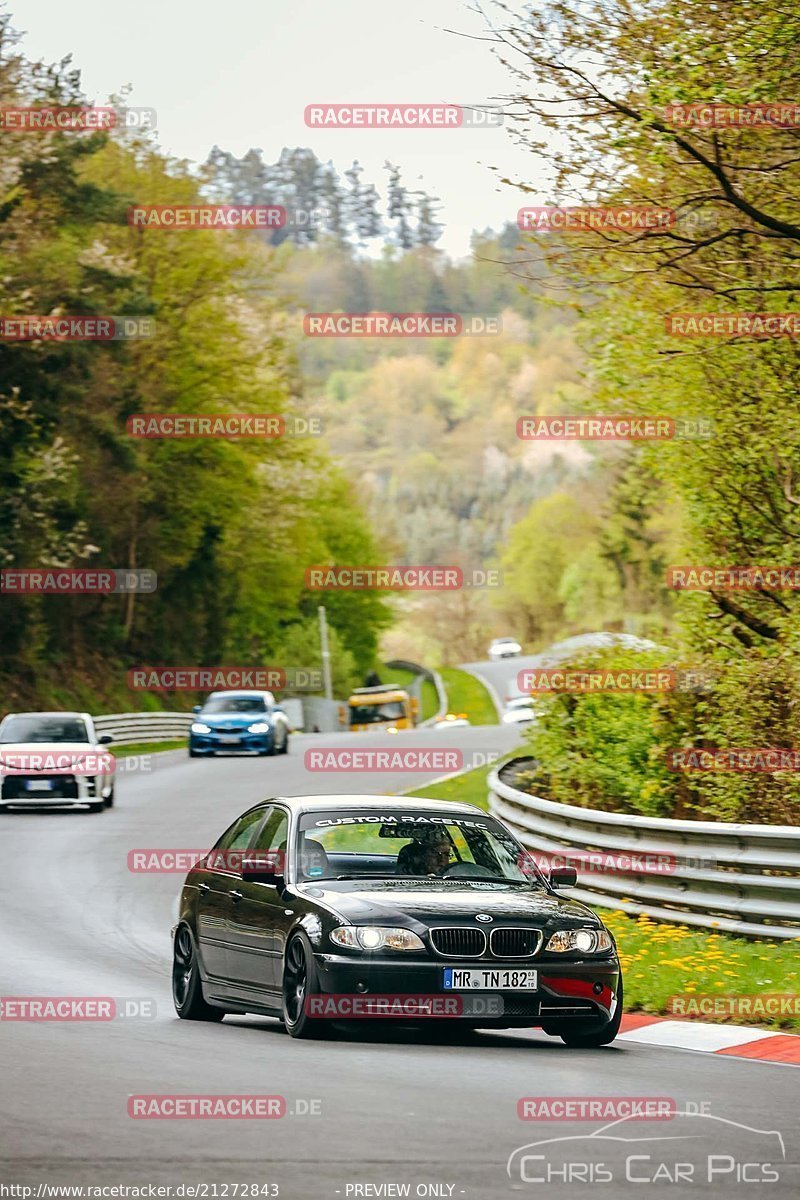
xmin=441 ymin=862 xmax=497 ymax=880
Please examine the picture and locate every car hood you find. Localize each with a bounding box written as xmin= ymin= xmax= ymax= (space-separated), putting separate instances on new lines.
xmin=301 ymin=880 xmax=601 ymax=930
xmin=198 ymin=713 xmax=268 ymax=728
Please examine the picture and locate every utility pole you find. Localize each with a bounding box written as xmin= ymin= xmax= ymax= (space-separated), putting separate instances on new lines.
xmin=318 ymin=605 xmax=333 ymax=700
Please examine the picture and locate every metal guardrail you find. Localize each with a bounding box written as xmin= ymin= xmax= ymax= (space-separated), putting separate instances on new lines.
xmin=488 ymin=760 xmax=800 ymax=940
xmin=384 ymin=659 xmax=448 ymax=725
xmin=94 ymin=712 xmax=193 ymax=746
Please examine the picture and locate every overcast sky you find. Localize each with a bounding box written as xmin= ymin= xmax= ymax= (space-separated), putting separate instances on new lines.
xmin=15 ymin=0 xmax=552 ymax=257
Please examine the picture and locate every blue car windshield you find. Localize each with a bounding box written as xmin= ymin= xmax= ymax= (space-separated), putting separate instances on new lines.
xmin=202 ymin=697 xmax=268 ymax=714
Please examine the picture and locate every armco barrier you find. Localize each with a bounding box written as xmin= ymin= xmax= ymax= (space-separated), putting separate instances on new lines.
xmin=488 ymin=760 xmax=800 ymax=939
xmin=93 ymin=712 xmax=193 ymax=746
xmin=384 ymin=659 xmax=448 ymax=725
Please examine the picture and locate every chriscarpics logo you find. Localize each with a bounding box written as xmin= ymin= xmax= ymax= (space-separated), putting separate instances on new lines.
xmin=507 ymin=1112 xmax=785 ymax=1186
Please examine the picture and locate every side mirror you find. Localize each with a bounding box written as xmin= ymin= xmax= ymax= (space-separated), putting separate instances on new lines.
xmin=192 ymin=705 xmax=202 ymax=715
xmin=549 ymin=865 xmax=578 ymax=888
xmin=241 ymin=851 xmax=285 ymax=885
xmin=97 ymin=733 xmax=114 ymax=745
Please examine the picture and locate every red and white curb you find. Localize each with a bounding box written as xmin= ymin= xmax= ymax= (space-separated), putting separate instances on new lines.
xmin=619 ymin=1013 xmax=800 ymax=1065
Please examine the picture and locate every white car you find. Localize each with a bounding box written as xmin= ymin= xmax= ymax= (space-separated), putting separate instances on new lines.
xmin=488 ymin=637 xmax=522 ymax=660
xmin=502 ymin=696 xmax=538 ymax=725
xmin=0 ymin=711 xmax=115 ymax=812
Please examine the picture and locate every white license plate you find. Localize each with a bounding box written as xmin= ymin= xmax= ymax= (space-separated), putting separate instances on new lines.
xmin=443 ymin=967 xmax=538 ymax=990
xmin=217 ymin=735 xmax=241 ymax=744
xmin=25 ymin=779 xmax=55 ymax=792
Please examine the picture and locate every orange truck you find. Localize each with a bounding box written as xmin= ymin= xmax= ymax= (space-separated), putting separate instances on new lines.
xmin=346 ymin=684 xmax=419 ymax=732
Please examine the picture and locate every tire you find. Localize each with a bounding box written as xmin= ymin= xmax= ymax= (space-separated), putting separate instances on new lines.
xmin=188 ymin=747 xmax=199 ymax=758
xmin=558 ymin=978 xmax=623 ymax=1048
xmin=172 ymin=925 xmax=225 ymax=1021
xmin=87 ymin=801 xmax=105 ymax=813
xmin=104 ymin=787 xmax=115 ymax=809
xmin=279 ymin=732 xmax=289 ymax=755
xmin=281 ymin=933 xmax=330 ymax=1039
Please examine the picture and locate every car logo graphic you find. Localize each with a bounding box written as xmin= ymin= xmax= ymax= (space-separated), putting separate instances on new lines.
xmin=476 ymin=914 xmax=493 ymax=923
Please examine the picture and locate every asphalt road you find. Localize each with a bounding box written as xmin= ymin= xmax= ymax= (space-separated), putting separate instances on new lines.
xmin=1 ymin=725 xmax=797 ymax=1199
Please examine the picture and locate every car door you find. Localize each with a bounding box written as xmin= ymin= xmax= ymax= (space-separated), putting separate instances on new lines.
xmin=195 ymin=807 xmax=267 ymax=983
xmin=226 ymin=805 xmax=290 ymax=995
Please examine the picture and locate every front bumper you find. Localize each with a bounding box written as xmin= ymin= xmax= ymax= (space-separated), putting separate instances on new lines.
xmin=189 ymin=731 xmax=272 ymax=754
xmin=0 ymin=772 xmax=111 ymax=807
xmin=312 ymin=952 xmax=621 ymax=1026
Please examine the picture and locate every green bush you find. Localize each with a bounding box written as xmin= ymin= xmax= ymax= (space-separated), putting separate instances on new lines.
xmin=522 ymin=647 xmax=800 ymax=823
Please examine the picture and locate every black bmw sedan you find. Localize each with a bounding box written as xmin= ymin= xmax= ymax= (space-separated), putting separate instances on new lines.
xmin=172 ymin=795 xmax=622 ymax=1046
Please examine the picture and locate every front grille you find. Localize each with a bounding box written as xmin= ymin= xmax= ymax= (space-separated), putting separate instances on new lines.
xmin=1 ymin=775 xmax=79 ymax=800
xmin=490 ymin=928 xmax=543 ymax=958
xmin=430 ymin=927 xmax=486 ymax=957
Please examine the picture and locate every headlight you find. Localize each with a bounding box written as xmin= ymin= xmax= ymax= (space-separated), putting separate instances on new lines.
xmin=545 ymin=928 xmax=613 ymax=954
xmin=330 ymin=926 xmax=425 ymax=952
xmin=248 ymin=722 xmax=270 ymax=734
xmin=191 ymin=723 xmax=211 ymax=734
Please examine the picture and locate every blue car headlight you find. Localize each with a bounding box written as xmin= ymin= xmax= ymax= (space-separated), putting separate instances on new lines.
xmin=248 ymin=722 xmax=270 ymax=734
xmin=191 ymin=722 xmax=211 ymax=734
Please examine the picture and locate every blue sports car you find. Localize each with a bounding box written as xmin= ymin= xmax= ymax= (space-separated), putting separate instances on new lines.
xmin=189 ymin=691 xmax=290 ymax=758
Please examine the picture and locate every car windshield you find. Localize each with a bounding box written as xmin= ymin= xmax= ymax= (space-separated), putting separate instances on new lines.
xmin=349 ymin=701 xmax=405 ymax=724
xmin=0 ymin=716 xmax=90 ymax=743
xmin=202 ymin=696 xmax=269 ymax=714
xmin=295 ymin=808 xmax=543 ymax=886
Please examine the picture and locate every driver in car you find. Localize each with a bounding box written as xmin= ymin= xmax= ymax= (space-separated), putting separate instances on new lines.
xmin=396 ymin=828 xmax=452 ymax=876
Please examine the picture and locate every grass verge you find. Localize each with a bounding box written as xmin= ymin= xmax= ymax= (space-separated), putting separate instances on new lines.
xmin=601 ymin=909 xmax=799 ymax=1031
xmin=110 ymin=739 xmax=187 ymax=757
xmin=438 ymin=666 xmax=498 ymax=725
xmin=404 ymin=758 xmax=497 ymax=808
